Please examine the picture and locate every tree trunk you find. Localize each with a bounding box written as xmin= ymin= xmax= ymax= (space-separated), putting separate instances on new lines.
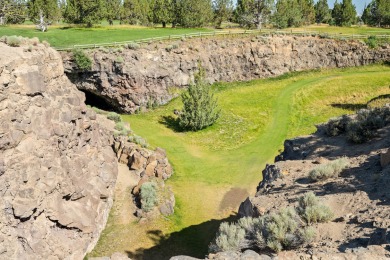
xmin=162 ymin=21 xmax=166 ymax=28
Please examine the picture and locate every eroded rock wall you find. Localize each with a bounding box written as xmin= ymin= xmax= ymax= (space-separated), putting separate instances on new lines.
xmin=0 ymin=43 xmax=118 ymax=259
xmin=62 ymin=35 xmax=390 ymax=113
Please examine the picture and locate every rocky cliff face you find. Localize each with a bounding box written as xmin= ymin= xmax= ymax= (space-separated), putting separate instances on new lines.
xmin=0 ymin=42 xmax=118 ymax=259
xmin=62 ymin=35 xmax=390 ymax=113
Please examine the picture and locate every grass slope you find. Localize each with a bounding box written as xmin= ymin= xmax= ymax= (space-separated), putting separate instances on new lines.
xmin=91 ymin=65 xmax=390 ymax=259
xmin=0 ymin=25 xmax=210 ymax=48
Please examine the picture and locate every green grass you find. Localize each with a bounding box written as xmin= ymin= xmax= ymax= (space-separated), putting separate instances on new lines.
xmin=290 ymin=24 xmax=390 ymax=35
xmin=0 ymin=24 xmax=211 ymax=48
xmin=91 ymin=65 xmax=390 ymax=259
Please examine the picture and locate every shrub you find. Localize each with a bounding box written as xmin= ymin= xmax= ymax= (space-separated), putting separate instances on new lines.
xmin=107 ymin=112 xmax=121 ymax=123
xmin=6 ymin=36 xmax=22 ymax=47
xmin=326 ymin=115 xmax=351 ymax=136
xmin=165 ymin=44 xmax=178 ymax=52
xmin=210 ymin=208 xmax=317 ymax=254
xmin=30 ymin=37 xmax=40 ymax=46
xmin=73 ymin=49 xmax=92 ymax=70
xmin=365 ymin=36 xmax=378 ymax=49
xmin=127 ymin=42 xmax=140 ymax=50
xmin=309 ymin=157 xmax=349 ymax=181
xmin=116 ymin=56 xmax=124 ymax=63
xmin=297 ymin=192 xmax=334 ymax=224
xmin=114 ymin=122 xmax=131 ymax=136
xmin=140 ymin=182 xmax=158 ymax=212
xmin=209 ymin=222 xmax=247 ymax=253
xmin=178 ymin=66 xmax=220 ymax=131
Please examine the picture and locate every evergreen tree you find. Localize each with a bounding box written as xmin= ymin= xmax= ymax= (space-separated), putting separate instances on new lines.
xmin=122 ymin=0 xmax=151 ymax=25
xmin=236 ymin=0 xmax=273 ymax=29
xmin=64 ymin=0 xmax=105 ymax=27
xmin=299 ymin=0 xmax=315 ymax=26
xmin=377 ymin=0 xmax=390 ymax=27
xmin=0 ymin=0 xmax=28 ymax=24
xmin=331 ymin=0 xmax=343 ymax=26
xmin=315 ymin=0 xmax=331 ymax=24
xmin=104 ymin=0 xmax=121 ymax=25
xmin=273 ymin=0 xmax=302 ymax=28
xmin=341 ymin=0 xmax=357 ymax=26
xmin=175 ymin=0 xmax=213 ymax=27
xmin=179 ymin=65 xmax=220 ymax=131
xmin=27 ymin=0 xmax=61 ymax=22
xmin=151 ymin=0 xmax=173 ymax=27
xmin=362 ymin=0 xmax=390 ymax=27
xmin=213 ymin=0 xmax=233 ymax=28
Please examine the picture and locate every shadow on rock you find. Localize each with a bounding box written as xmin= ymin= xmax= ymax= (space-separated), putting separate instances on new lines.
xmin=126 ymin=215 xmax=237 ymax=260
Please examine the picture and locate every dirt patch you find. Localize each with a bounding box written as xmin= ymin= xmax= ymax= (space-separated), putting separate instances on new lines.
xmin=219 ymin=187 xmax=249 ymax=212
xmin=111 ymin=164 xmax=140 ymax=225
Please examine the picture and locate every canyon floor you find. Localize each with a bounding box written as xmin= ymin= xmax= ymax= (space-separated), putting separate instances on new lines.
xmin=90 ymin=65 xmax=390 ymax=259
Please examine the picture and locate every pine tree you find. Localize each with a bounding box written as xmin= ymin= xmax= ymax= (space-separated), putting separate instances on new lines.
xmin=213 ymin=0 xmax=233 ymax=28
xmin=273 ymin=0 xmax=289 ymax=28
xmin=315 ymin=0 xmax=331 ymax=24
xmin=27 ymin=0 xmax=61 ymax=22
xmin=151 ymin=0 xmax=173 ymax=28
xmin=175 ymin=0 xmax=213 ymax=27
xmin=122 ymin=0 xmax=151 ymax=25
xmin=64 ymin=0 xmax=105 ymax=27
xmin=179 ymin=65 xmax=220 ymax=131
xmin=104 ymin=0 xmax=121 ymax=25
xmin=377 ymin=0 xmax=390 ymax=27
xmin=299 ymin=0 xmax=315 ymax=26
xmin=0 ymin=0 xmax=28 ymax=24
xmin=331 ymin=0 xmax=343 ymax=26
xmin=341 ymin=0 xmax=357 ymax=26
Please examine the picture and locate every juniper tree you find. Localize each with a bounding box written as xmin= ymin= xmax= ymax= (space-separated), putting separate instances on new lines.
xmin=179 ymin=65 xmax=220 ymax=131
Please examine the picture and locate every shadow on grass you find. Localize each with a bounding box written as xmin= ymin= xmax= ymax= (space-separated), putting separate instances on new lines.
xmin=159 ymin=115 xmax=183 ymax=132
xmin=126 ymin=215 xmax=237 ymax=260
xmin=330 ymin=103 xmax=367 ymax=111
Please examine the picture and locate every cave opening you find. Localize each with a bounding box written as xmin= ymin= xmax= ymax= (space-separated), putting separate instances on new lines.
xmin=80 ymin=90 xmax=118 ymax=112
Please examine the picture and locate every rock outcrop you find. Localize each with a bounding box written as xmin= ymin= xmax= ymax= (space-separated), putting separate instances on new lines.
xmin=62 ymin=35 xmax=390 ymax=113
xmin=0 ymin=43 xmax=118 ymax=258
xmin=113 ymin=137 xmax=175 ymax=217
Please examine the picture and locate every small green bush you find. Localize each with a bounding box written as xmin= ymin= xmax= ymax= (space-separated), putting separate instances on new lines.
xmin=365 ymin=36 xmax=378 ymax=49
xmin=127 ymin=42 xmax=140 ymax=50
xmin=73 ymin=49 xmax=92 ymax=70
xmin=297 ymin=192 xmax=334 ymax=224
xmin=116 ymin=56 xmax=124 ymax=63
xmin=209 ymin=222 xmax=247 ymax=253
xmin=178 ymin=66 xmax=220 ymax=131
xmin=309 ymin=157 xmax=349 ymax=181
xmin=140 ymin=182 xmax=158 ymax=212
xmin=107 ymin=112 xmax=121 ymax=123
xmin=326 ymin=115 xmax=351 ymax=136
xmin=165 ymin=44 xmax=178 ymax=52
xmin=6 ymin=35 xmax=22 ymax=47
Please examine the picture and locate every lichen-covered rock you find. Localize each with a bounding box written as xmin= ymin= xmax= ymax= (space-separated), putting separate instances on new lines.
xmin=0 ymin=43 xmax=118 ymax=259
xmin=62 ymin=36 xmax=390 ymax=113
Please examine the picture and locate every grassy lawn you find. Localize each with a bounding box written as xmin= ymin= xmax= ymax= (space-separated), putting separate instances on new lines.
xmin=291 ymin=24 xmax=390 ymax=35
xmin=90 ymin=65 xmax=390 ymax=259
xmin=0 ymin=24 xmax=211 ymax=48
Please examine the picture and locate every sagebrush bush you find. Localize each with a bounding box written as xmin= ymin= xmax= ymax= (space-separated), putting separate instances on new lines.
xmin=297 ymin=192 xmax=334 ymax=224
xmin=140 ymin=182 xmax=158 ymax=212
xmin=210 ymin=207 xmax=317 ymax=254
xmin=127 ymin=42 xmax=140 ymax=50
xmin=107 ymin=112 xmax=121 ymax=123
xmin=6 ymin=35 xmax=22 ymax=47
xmin=73 ymin=49 xmax=92 ymax=70
xmin=178 ymin=66 xmax=220 ymax=131
xmin=209 ymin=222 xmax=247 ymax=253
xmin=326 ymin=107 xmax=390 ymax=143
xmin=326 ymin=115 xmax=351 ymax=136
xmin=309 ymin=157 xmax=349 ymax=181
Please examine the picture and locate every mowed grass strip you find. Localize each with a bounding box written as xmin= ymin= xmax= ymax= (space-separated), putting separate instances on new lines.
xmin=91 ymin=65 xmax=390 ymax=259
xmin=0 ymin=25 xmax=211 ymax=48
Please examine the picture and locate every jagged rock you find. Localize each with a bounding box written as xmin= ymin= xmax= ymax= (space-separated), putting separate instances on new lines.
xmin=62 ymin=36 xmax=390 ymax=113
xmin=207 ymin=250 xmax=273 ymax=260
xmin=90 ymin=252 xmax=131 ymax=260
xmin=0 ymin=43 xmax=117 ymax=259
xmin=159 ymin=192 xmax=176 ymax=216
xmin=256 ymin=164 xmax=282 ymax=194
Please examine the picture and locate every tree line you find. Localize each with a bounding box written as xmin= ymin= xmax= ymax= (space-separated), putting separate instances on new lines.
xmin=0 ymin=0 xmax=389 ymax=28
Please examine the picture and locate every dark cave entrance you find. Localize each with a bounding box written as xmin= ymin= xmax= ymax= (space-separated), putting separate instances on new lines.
xmin=80 ymin=90 xmax=118 ymax=112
